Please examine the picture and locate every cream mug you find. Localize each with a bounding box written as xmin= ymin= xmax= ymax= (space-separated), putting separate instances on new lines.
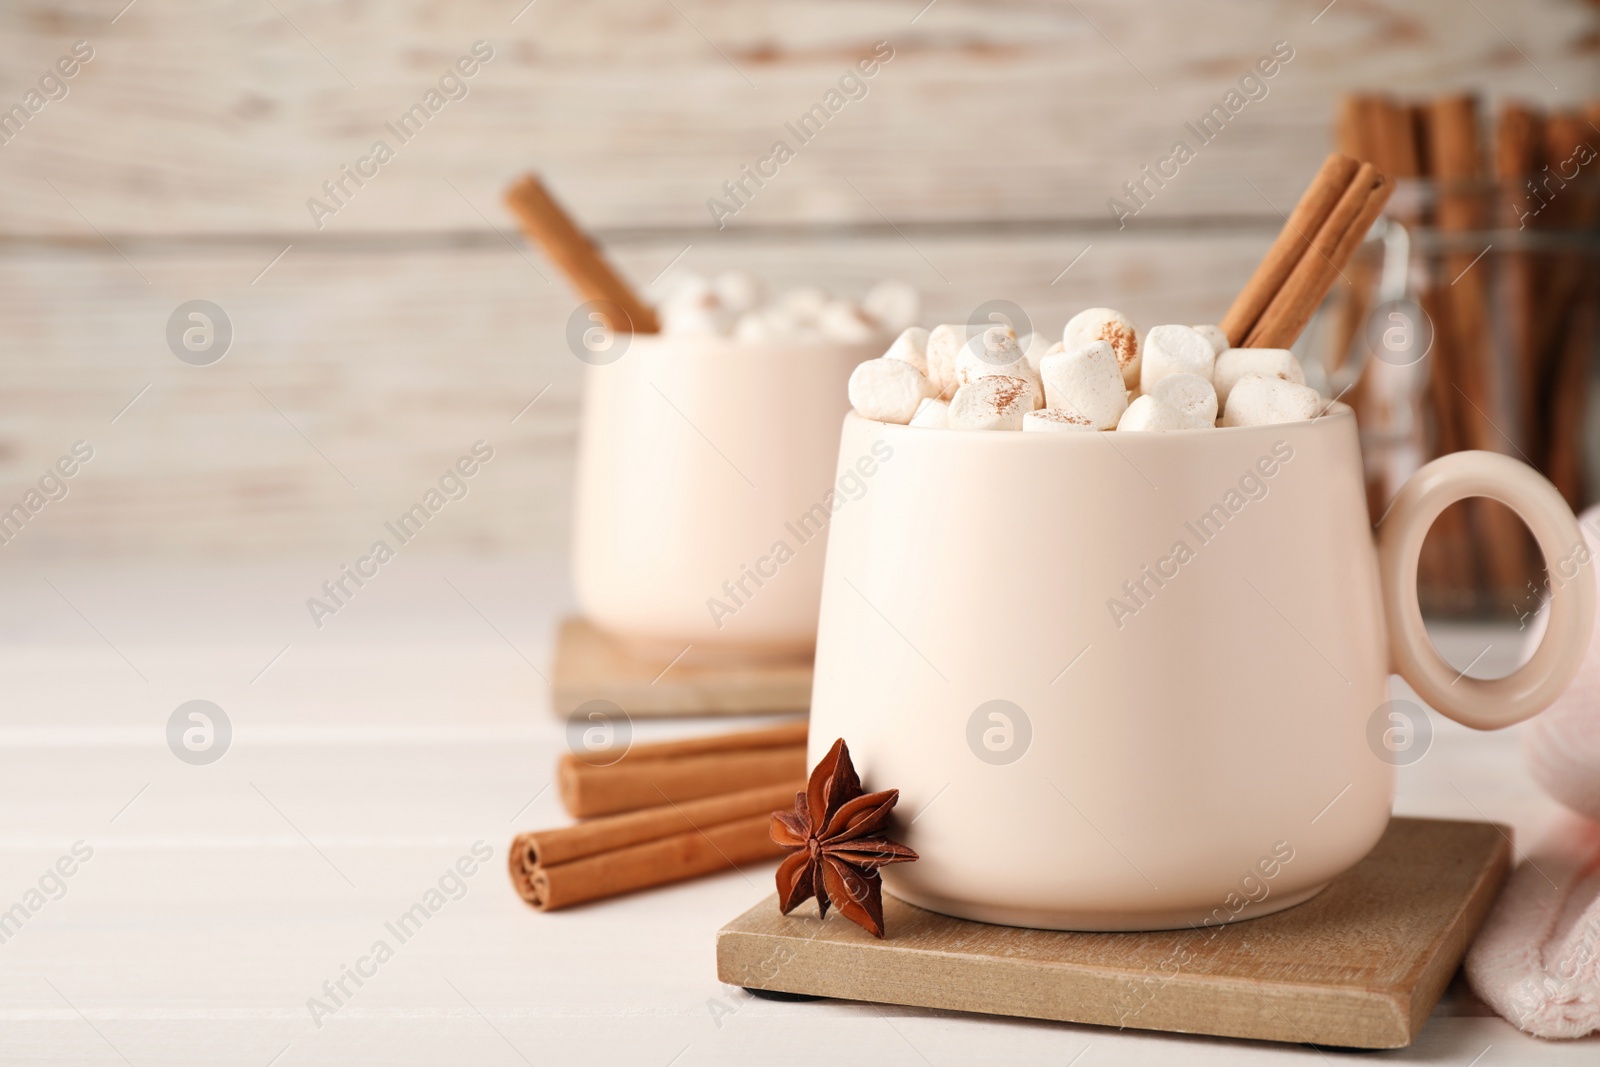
xmin=808 ymin=406 xmax=1595 ymax=931
xmin=572 ymin=333 xmax=879 ymax=661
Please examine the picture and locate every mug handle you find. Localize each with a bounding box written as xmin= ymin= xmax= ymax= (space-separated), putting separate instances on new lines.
xmin=1376 ymin=450 xmax=1596 ymax=730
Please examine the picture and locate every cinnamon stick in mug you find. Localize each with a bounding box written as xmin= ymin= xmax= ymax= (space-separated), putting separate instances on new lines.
xmin=504 ymin=174 xmax=659 ymax=334
xmin=1220 ymin=152 xmax=1361 ymax=346
xmin=524 ymin=814 xmax=782 ymax=911
xmin=1243 ymin=163 xmax=1391 ymax=349
xmin=1326 ymin=174 xmax=1396 ymax=278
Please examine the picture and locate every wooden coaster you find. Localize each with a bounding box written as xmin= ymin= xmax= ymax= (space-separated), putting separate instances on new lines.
xmin=717 ymin=817 xmax=1510 ymax=1049
xmin=551 ymin=617 xmax=812 ymax=718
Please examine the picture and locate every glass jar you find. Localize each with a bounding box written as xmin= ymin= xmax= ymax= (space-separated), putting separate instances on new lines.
xmin=1298 ymin=177 xmax=1600 ymax=617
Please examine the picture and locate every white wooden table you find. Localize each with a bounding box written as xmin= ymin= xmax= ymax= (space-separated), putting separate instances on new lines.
xmin=0 ymin=555 xmax=1591 ymax=1065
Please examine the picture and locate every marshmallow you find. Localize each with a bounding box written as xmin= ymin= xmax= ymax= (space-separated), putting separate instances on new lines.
xmin=909 ymin=396 xmax=949 ymax=428
xmin=1023 ymin=332 xmax=1057 ymax=372
xmin=1191 ymin=324 xmax=1229 ymax=357
xmin=1140 ymin=324 xmax=1217 ymax=392
xmin=819 ymin=299 xmax=879 ymax=343
xmin=884 ymin=327 xmax=931 ymax=375
xmin=1064 ymin=308 xmax=1141 ymax=388
xmin=1117 ymin=394 xmax=1194 ymax=432
xmin=1148 ymin=372 xmax=1218 ymax=428
xmin=734 ymin=311 xmax=774 ymax=342
xmin=862 ymin=280 xmax=921 ymax=335
xmin=924 ymin=324 xmax=965 ymax=400
xmin=777 ymin=286 xmax=829 ymax=322
xmin=956 ymin=325 xmax=1025 ymax=378
xmin=660 ymin=296 xmax=731 ymax=336
xmin=657 ymin=274 xmax=732 ymax=335
xmin=1039 ymin=340 xmax=1128 ymax=430
xmin=947 ymin=375 xmax=1036 ymax=431
xmin=713 ymin=271 xmax=763 ymax=316
xmin=1023 ymin=408 xmax=1096 ymax=433
xmin=848 ymin=358 xmax=938 ymax=424
xmin=1213 ymin=348 xmax=1306 ymax=408
xmin=1221 ymin=374 xmax=1324 ymax=427
xmin=734 ymin=307 xmax=819 ymax=344
xmin=663 ymin=273 xmax=712 ymax=305
xmin=955 ymin=326 xmax=1045 ymax=408
xmin=656 ymin=276 xmax=914 ymax=343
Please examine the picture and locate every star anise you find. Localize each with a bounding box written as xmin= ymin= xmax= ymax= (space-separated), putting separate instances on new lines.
xmin=769 ymin=737 xmax=918 ymax=938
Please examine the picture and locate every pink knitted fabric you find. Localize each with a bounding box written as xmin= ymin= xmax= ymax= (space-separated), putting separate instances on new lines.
xmin=1526 ymin=506 xmax=1600 ymax=822
xmin=1465 ymin=816 xmax=1600 ymax=1038
xmin=1464 ymin=505 xmax=1600 ymax=1038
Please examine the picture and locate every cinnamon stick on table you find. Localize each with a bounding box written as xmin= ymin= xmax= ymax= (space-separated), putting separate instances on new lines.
xmin=504 ymin=174 xmax=659 ymax=334
xmin=585 ymin=718 xmax=807 ymax=762
xmin=558 ymin=719 xmax=808 ymax=818
xmin=509 ymin=782 xmax=800 ymax=910
xmin=518 ymin=781 xmax=800 ymax=869
xmin=527 ymin=814 xmax=782 ymax=911
xmin=1220 ymin=153 xmax=1361 ymax=346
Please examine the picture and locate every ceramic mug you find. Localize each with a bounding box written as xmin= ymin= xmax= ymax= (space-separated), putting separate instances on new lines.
xmin=808 ymin=406 xmax=1595 ymax=931
xmin=572 ymin=333 xmax=879 ymax=661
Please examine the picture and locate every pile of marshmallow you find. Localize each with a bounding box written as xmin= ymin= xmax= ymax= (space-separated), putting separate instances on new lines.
xmin=847 ymin=308 xmax=1324 ymax=432
xmin=658 ymin=274 xmax=919 ymax=344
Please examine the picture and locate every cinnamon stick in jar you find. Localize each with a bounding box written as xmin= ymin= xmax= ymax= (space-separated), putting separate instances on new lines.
xmin=1328 ymin=97 xmax=1387 ymax=371
xmin=1495 ymin=103 xmax=1544 ymax=463
xmin=1537 ymin=109 xmax=1599 ymax=509
xmin=1341 ymin=96 xmax=1421 ymax=519
xmin=1336 ymin=95 xmax=1380 ymax=170
xmin=1374 ymin=98 xmax=1423 ymax=180
xmin=1544 ymin=289 xmax=1595 ymax=511
xmin=1406 ymin=100 xmax=1480 ymax=606
xmin=1426 ymin=94 xmax=1531 ymax=601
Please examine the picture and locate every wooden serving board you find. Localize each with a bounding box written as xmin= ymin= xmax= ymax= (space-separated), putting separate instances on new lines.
xmin=717 ymin=817 xmax=1510 ymax=1049
xmin=551 ymin=617 xmax=813 ymax=718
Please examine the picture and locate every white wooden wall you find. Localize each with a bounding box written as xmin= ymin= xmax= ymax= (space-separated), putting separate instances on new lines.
xmin=1 ymin=0 xmax=1595 ymax=556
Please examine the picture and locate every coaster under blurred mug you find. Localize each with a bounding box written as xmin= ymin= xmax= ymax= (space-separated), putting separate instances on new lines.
xmin=573 ymin=333 xmax=878 ymax=663
xmin=808 ymin=406 xmax=1595 ymax=931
